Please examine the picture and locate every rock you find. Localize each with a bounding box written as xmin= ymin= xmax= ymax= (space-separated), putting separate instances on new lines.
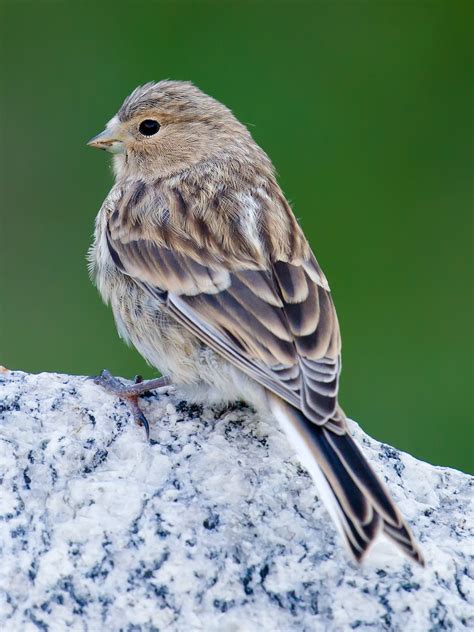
xmin=0 ymin=370 xmax=472 ymax=631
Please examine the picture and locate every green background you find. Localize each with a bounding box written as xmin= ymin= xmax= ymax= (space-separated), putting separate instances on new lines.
xmin=1 ymin=1 xmax=472 ymax=473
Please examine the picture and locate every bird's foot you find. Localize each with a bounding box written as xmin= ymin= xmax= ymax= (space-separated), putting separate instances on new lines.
xmin=90 ymin=369 xmax=173 ymax=440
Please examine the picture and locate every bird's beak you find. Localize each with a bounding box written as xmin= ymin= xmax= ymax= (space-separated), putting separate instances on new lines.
xmin=87 ymin=125 xmax=124 ymax=153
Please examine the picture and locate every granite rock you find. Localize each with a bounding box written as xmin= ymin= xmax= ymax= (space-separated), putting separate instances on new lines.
xmin=0 ymin=370 xmax=472 ymax=631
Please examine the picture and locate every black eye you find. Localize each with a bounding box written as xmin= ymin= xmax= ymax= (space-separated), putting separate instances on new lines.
xmin=139 ymin=119 xmax=160 ymax=136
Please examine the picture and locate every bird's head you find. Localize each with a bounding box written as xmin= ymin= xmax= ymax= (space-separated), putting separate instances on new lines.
xmin=87 ymin=80 xmax=260 ymax=180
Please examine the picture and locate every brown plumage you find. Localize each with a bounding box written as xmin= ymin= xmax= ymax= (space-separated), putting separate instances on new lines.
xmin=88 ymin=80 xmax=424 ymax=565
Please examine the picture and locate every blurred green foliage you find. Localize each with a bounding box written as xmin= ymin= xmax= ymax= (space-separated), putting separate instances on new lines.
xmin=1 ymin=1 xmax=472 ymax=472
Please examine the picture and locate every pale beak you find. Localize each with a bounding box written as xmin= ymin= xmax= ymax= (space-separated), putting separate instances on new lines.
xmin=87 ymin=127 xmax=124 ymax=153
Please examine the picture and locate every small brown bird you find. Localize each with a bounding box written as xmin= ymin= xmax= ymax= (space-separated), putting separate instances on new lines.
xmin=88 ymin=80 xmax=423 ymax=565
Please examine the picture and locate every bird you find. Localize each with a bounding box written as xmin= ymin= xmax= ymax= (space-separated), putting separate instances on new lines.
xmin=87 ymin=80 xmax=424 ymax=566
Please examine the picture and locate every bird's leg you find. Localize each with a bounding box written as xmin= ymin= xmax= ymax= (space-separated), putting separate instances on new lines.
xmin=91 ymin=369 xmax=173 ymax=440
xmin=92 ymin=369 xmax=172 ymax=397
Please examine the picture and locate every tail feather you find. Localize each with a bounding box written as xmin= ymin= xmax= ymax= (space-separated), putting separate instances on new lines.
xmin=333 ymin=494 xmax=381 ymax=561
xmin=324 ymin=430 xmax=400 ymax=526
xmin=269 ymin=397 xmax=424 ymax=566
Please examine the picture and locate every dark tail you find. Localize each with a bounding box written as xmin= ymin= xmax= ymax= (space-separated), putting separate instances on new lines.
xmin=270 ymin=397 xmax=424 ymax=565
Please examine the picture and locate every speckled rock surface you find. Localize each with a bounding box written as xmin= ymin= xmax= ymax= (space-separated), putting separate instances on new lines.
xmin=0 ymin=370 xmax=472 ymax=631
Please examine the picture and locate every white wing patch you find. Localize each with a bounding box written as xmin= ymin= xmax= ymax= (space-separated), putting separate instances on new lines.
xmin=237 ymin=192 xmax=262 ymax=253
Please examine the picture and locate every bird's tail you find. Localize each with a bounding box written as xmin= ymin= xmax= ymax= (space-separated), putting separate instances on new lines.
xmin=269 ymin=397 xmax=424 ymax=565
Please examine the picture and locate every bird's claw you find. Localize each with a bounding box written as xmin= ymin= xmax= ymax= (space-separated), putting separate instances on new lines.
xmin=129 ymin=401 xmax=150 ymax=440
xmin=90 ymin=369 xmax=171 ymax=441
xmin=91 ymin=369 xmax=128 ymax=396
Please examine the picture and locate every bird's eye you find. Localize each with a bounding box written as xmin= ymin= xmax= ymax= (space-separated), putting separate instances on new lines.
xmin=139 ymin=119 xmax=160 ymax=136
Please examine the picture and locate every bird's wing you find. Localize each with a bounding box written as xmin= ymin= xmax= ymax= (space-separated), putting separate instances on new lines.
xmin=106 ymin=182 xmax=344 ymax=433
